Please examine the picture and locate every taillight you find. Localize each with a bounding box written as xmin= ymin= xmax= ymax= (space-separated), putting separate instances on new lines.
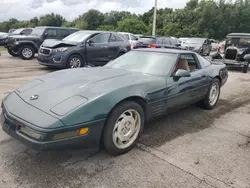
xmin=149 ymin=44 xmax=157 ymax=48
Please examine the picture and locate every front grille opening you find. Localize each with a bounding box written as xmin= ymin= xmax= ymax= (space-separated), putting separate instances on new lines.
xmin=225 ymin=49 xmax=237 ymax=60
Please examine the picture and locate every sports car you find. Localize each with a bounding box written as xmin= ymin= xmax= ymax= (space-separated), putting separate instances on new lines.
xmin=0 ymin=48 xmax=228 ymax=155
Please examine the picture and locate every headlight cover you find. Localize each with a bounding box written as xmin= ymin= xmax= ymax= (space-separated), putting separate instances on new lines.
xmin=53 ymin=47 xmax=68 ymax=53
xmin=50 ymin=95 xmax=88 ymax=116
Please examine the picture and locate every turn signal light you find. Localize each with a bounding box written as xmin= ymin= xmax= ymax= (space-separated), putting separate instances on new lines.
xmin=78 ymin=127 xmax=89 ymax=135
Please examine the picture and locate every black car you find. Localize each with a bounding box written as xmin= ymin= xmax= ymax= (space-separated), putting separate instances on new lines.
xmin=183 ymin=38 xmax=212 ymax=56
xmin=37 ymin=30 xmax=131 ymax=69
xmin=136 ymin=36 xmax=182 ymax=49
xmin=0 ymin=28 xmax=33 ymax=47
xmin=214 ymin=33 xmax=250 ymax=73
xmin=6 ymin=26 xmax=79 ymax=60
xmin=0 ymin=32 xmax=8 ymax=46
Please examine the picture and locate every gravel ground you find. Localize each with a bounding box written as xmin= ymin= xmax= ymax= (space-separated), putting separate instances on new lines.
xmin=0 ymin=52 xmax=250 ymax=188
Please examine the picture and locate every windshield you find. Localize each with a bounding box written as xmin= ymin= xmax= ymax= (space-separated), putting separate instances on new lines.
xmin=139 ymin=37 xmax=156 ymax=44
xmin=30 ymin=28 xmax=45 ymax=36
xmin=12 ymin=29 xmax=24 ymax=34
xmin=105 ymin=51 xmax=178 ymax=76
xmin=226 ymin=37 xmax=250 ymax=47
xmin=185 ymin=38 xmax=205 ymax=44
xmin=63 ymin=31 xmax=92 ymax=43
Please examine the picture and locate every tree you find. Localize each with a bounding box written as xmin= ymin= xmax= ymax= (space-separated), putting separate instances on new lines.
xmin=75 ymin=21 xmax=88 ymax=30
xmin=39 ymin=13 xmax=66 ymax=26
xmin=76 ymin=10 xmax=104 ymax=30
xmin=117 ymin=18 xmax=148 ymax=34
xmin=97 ymin=25 xmax=116 ymax=31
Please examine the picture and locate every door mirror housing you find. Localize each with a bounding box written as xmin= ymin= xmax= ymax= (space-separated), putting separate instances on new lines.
xmin=176 ymin=43 xmax=181 ymax=47
xmin=174 ymin=69 xmax=191 ymax=78
xmin=87 ymin=39 xmax=94 ymax=45
xmin=43 ymin=33 xmax=48 ymax=38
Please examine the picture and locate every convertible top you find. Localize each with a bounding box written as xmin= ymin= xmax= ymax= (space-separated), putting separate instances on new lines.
xmin=134 ymin=48 xmax=194 ymax=54
xmin=227 ymin=33 xmax=250 ymax=38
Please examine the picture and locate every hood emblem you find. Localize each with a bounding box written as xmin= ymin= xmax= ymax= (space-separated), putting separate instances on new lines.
xmin=30 ymin=95 xmax=39 ymax=100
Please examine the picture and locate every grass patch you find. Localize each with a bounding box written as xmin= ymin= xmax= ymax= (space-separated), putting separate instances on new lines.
xmin=0 ymin=47 xmax=6 ymax=51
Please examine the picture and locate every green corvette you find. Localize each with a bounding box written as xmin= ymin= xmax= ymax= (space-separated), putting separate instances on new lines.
xmin=0 ymin=49 xmax=228 ymax=155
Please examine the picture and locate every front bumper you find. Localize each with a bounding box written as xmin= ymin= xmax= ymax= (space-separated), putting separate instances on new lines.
xmin=37 ymin=53 xmax=67 ymax=68
xmin=1 ymin=97 xmax=105 ymax=151
xmin=223 ymin=59 xmax=247 ymax=67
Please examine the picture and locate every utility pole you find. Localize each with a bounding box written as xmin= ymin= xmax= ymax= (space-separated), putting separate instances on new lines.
xmin=152 ymin=0 xmax=158 ymax=36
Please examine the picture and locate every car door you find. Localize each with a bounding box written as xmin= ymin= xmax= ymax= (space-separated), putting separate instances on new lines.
xmin=108 ymin=33 xmax=125 ymax=60
xmin=166 ymin=53 xmax=209 ymax=112
xmin=86 ymin=33 xmax=111 ymax=66
xmin=202 ymin=39 xmax=210 ymax=55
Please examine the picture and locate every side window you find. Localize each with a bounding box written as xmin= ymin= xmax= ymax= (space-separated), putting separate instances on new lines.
xmin=114 ymin=34 xmax=125 ymax=42
xmin=91 ymin=33 xmax=110 ymax=43
xmin=164 ymin=38 xmax=171 ymax=45
xmin=60 ymin=29 xmax=69 ymax=38
xmin=22 ymin=29 xmax=32 ymax=35
xmin=45 ymin=29 xmax=57 ymax=38
xmin=131 ymin=35 xmax=137 ymax=40
xmin=170 ymin=38 xmax=177 ymax=46
xmin=110 ymin=34 xmax=116 ymax=42
xmin=197 ymin=54 xmax=211 ymax=68
xmin=156 ymin=38 xmax=163 ymax=44
xmin=178 ymin=54 xmax=201 ymax=72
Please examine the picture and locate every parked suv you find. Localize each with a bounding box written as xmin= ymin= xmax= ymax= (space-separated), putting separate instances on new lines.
xmin=118 ymin=32 xmax=139 ymax=49
xmin=38 ymin=30 xmax=131 ymax=68
xmin=136 ymin=36 xmax=182 ymax=49
xmin=6 ymin=26 xmax=79 ymax=60
xmin=182 ymin=38 xmax=212 ymax=56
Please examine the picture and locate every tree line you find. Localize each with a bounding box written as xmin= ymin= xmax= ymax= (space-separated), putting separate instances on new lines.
xmin=0 ymin=0 xmax=250 ymax=40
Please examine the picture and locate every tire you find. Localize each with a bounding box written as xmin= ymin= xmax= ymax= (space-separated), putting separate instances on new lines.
xmin=18 ymin=45 xmax=35 ymax=60
xmin=201 ymin=78 xmax=221 ymax=110
xmin=116 ymin=52 xmax=125 ymax=58
xmin=103 ymin=101 xmax=145 ymax=156
xmin=7 ymin=48 xmax=19 ymax=57
xmin=66 ymin=54 xmax=84 ymax=69
xmin=242 ymin=61 xmax=249 ymax=73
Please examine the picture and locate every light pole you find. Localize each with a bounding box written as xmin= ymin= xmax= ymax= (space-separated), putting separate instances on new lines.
xmin=152 ymin=0 xmax=158 ymax=36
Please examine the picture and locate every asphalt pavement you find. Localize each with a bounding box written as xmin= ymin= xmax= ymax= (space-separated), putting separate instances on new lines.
xmin=0 ymin=51 xmax=250 ymax=188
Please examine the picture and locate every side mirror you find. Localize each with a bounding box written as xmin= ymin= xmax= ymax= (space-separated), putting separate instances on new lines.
xmin=43 ymin=33 xmax=48 ymax=38
xmin=174 ymin=69 xmax=191 ymax=78
xmin=87 ymin=39 xmax=94 ymax=45
xmin=176 ymin=43 xmax=181 ymax=47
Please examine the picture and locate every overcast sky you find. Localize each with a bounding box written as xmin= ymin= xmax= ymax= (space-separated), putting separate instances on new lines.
xmin=0 ymin=0 xmax=189 ymax=21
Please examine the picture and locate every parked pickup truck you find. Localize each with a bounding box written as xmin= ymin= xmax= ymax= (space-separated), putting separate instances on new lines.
xmin=6 ymin=26 xmax=79 ymax=60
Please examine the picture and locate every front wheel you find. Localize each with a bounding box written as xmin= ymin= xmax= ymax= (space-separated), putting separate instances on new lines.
xmin=242 ymin=61 xmax=249 ymax=73
xmin=103 ymin=101 xmax=145 ymax=156
xmin=201 ymin=78 xmax=221 ymax=110
xmin=7 ymin=48 xmax=19 ymax=57
xmin=66 ymin=55 xmax=84 ymax=68
xmin=18 ymin=45 xmax=35 ymax=60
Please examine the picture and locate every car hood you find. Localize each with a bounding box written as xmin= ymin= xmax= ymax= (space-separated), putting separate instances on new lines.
xmin=42 ymin=39 xmax=78 ymax=48
xmin=8 ymin=34 xmax=40 ymax=40
xmin=15 ymin=68 xmax=157 ymax=116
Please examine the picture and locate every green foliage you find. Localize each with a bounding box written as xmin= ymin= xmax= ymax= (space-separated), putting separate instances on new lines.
xmin=1 ymin=0 xmax=250 ymax=39
xmin=117 ymin=18 xmax=148 ymax=34
xmin=39 ymin=13 xmax=66 ymax=27
xmin=97 ymin=25 xmax=116 ymax=31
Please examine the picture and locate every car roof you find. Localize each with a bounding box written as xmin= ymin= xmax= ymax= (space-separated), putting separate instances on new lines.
xmin=35 ymin=26 xmax=79 ymax=30
xmin=134 ymin=48 xmax=193 ymax=54
xmin=227 ymin=33 xmax=250 ymax=37
xmin=76 ymin=30 xmax=127 ymax=35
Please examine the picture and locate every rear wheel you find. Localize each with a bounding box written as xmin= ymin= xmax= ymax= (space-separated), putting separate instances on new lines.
xmin=103 ymin=101 xmax=144 ymax=156
xmin=7 ymin=48 xmax=19 ymax=57
xmin=201 ymin=78 xmax=221 ymax=110
xmin=18 ymin=45 xmax=35 ymax=60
